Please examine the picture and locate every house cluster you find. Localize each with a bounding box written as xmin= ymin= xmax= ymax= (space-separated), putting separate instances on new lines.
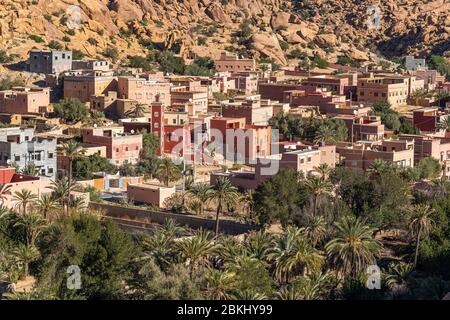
xmin=0 ymin=50 xmax=448 ymax=208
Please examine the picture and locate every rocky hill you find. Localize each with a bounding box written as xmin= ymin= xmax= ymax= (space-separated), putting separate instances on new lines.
xmin=0 ymin=0 xmax=449 ymax=67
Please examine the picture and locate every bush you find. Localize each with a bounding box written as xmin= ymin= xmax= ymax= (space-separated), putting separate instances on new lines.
xmin=0 ymin=50 xmax=12 ymax=63
xmin=103 ymin=46 xmax=119 ymax=63
xmin=72 ymin=49 xmax=85 ymax=60
xmin=29 ymin=35 xmax=45 ymax=43
xmin=87 ymin=38 xmax=98 ymax=46
xmin=53 ymin=98 xmax=89 ymax=124
xmin=127 ymin=55 xmax=152 ymax=71
xmin=48 ymin=40 xmax=63 ymax=50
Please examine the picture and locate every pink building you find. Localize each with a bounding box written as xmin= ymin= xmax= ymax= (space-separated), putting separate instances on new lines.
xmin=0 ymin=87 xmax=50 ymax=114
xmin=81 ymin=127 xmax=143 ymax=166
xmin=303 ymin=75 xmax=349 ymax=95
xmin=117 ymin=76 xmax=171 ymax=107
xmin=333 ymin=115 xmax=385 ymax=142
xmin=413 ymin=108 xmax=448 ymax=132
xmin=214 ymin=53 xmax=256 ymax=73
xmin=230 ymin=74 xmax=258 ymax=94
xmin=336 ymin=139 xmax=414 ymax=171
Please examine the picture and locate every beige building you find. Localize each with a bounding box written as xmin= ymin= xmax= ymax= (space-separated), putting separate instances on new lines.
xmin=214 ymin=53 xmax=256 ymax=73
xmin=127 ymin=183 xmax=176 ymax=208
xmin=64 ymin=70 xmax=117 ymax=103
xmin=117 ymin=76 xmax=171 ymax=107
xmin=0 ymin=87 xmax=50 ymax=114
xmin=357 ymin=75 xmax=411 ymax=107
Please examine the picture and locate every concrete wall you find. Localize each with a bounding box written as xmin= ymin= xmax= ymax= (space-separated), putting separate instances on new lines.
xmin=89 ymin=202 xmax=260 ymax=235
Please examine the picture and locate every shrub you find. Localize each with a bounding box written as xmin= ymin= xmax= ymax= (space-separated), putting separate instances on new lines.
xmin=29 ymin=34 xmax=45 ymax=43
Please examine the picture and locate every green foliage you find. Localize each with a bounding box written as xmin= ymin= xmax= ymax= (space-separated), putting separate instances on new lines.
xmin=29 ymin=35 xmax=45 ymax=43
xmin=157 ymin=51 xmax=185 ymax=74
xmin=0 ymin=50 xmax=13 ymax=63
xmin=48 ymin=40 xmax=63 ymax=50
xmin=72 ymin=154 xmax=117 ymax=180
xmin=127 ymin=55 xmax=153 ymax=71
xmin=415 ymin=157 xmax=441 ymax=180
xmin=53 ymin=98 xmax=89 ymax=124
xmin=254 ymin=168 xmax=310 ymax=226
xmin=103 ymin=46 xmax=119 ymax=63
xmin=428 ymin=55 xmax=450 ymax=80
xmin=72 ymin=49 xmax=85 ymax=60
xmin=184 ymin=57 xmax=215 ymax=76
xmin=0 ymin=75 xmax=25 ymax=90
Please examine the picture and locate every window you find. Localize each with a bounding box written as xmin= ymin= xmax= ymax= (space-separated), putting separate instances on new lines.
xmin=48 ymin=168 xmax=54 ymax=174
xmin=154 ymin=123 xmax=159 ymax=128
xmin=154 ymin=112 xmax=159 ymax=117
xmin=307 ymin=156 xmax=312 ymax=163
xmin=15 ymin=155 xmax=20 ymax=162
xmin=116 ymin=148 xmax=119 ymax=152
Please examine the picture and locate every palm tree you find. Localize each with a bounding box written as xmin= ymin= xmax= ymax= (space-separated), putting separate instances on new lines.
xmin=209 ymin=177 xmax=239 ymax=236
xmin=408 ymin=204 xmax=435 ymax=268
xmin=325 ymin=216 xmax=382 ymax=277
xmin=313 ymin=163 xmax=332 ymax=181
xmin=385 ymin=262 xmax=414 ymax=289
xmin=12 ymin=244 xmax=39 ymax=280
xmin=0 ymin=183 xmax=12 ymax=204
xmin=314 ymin=124 xmax=336 ymax=145
xmin=36 ymin=194 xmax=59 ymax=220
xmin=126 ymin=103 xmax=147 ymax=118
xmin=411 ymin=88 xmax=427 ymax=106
xmin=156 ymin=157 xmax=182 ymax=187
xmin=187 ymin=183 xmax=212 ymax=215
xmin=245 ymin=231 xmax=274 ymax=262
xmin=177 ymin=229 xmax=218 ymax=277
xmin=270 ymin=226 xmax=323 ymax=283
xmin=12 ymin=189 xmax=37 ymax=215
xmin=304 ymin=215 xmax=327 ymax=247
xmin=437 ymin=116 xmax=450 ymax=132
xmin=232 ymin=289 xmax=267 ymax=300
xmin=13 ymin=212 xmax=47 ymax=247
xmin=0 ymin=204 xmax=9 ymax=219
xmin=278 ymin=271 xmax=335 ymax=300
xmin=304 ymin=176 xmax=333 ymax=217
xmin=368 ymin=158 xmax=390 ymax=177
xmin=58 ymin=141 xmax=85 ymax=206
xmin=48 ymin=177 xmax=80 ymax=212
xmin=141 ymin=230 xmax=177 ymax=270
xmin=20 ymin=163 xmax=39 ymax=177
xmin=205 ymin=269 xmax=236 ymax=300
xmin=240 ymin=189 xmax=254 ymax=221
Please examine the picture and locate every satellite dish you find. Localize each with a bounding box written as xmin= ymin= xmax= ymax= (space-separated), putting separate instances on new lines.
xmin=6 ymin=159 xmax=11 ymax=165
xmin=131 ymin=129 xmax=135 ymax=134
xmin=94 ymin=124 xmax=97 ymax=128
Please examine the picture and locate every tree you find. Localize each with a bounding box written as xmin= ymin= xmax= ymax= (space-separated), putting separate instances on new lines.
xmin=53 ymin=98 xmax=89 ymax=124
xmin=408 ymin=204 xmax=435 ymax=268
xmin=58 ymin=141 xmax=86 ymax=207
xmin=125 ymin=103 xmax=148 ymax=118
xmin=411 ymin=89 xmax=428 ymax=106
xmin=156 ymin=157 xmax=182 ymax=186
xmin=177 ymin=230 xmax=217 ymax=276
xmin=157 ymin=51 xmax=186 ymax=74
xmin=314 ymin=124 xmax=335 ymax=145
xmin=187 ymin=183 xmax=212 ymax=215
xmin=37 ymin=194 xmax=59 ymax=220
xmin=415 ymin=157 xmax=441 ymax=180
xmin=270 ymin=226 xmax=323 ymax=283
xmin=72 ymin=154 xmax=117 ymax=180
xmin=205 ymin=269 xmax=236 ymax=300
xmin=21 ymin=163 xmax=40 ymax=176
xmin=13 ymin=244 xmax=39 ymax=280
xmin=209 ymin=177 xmax=239 ymax=235
xmin=437 ymin=116 xmax=450 ymax=132
xmin=254 ymin=168 xmax=309 ymax=226
xmin=14 ymin=212 xmax=47 ymax=247
xmin=0 ymin=184 xmax=12 ymax=204
xmin=12 ymin=189 xmax=38 ymax=215
xmin=368 ymin=159 xmax=391 ymax=178
xmin=313 ymin=164 xmax=332 ymax=181
xmin=304 ymin=215 xmax=327 ymax=247
xmin=304 ymin=175 xmax=333 ymax=216
xmin=141 ymin=131 xmax=160 ymax=159
xmin=325 ymin=216 xmax=382 ymax=277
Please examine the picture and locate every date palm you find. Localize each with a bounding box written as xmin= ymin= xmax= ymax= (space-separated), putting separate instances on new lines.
xmin=314 ymin=124 xmax=336 ymax=145
xmin=187 ymin=182 xmax=212 ymax=215
xmin=437 ymin=116 xmax=450 ymax=132
xmin=37 ymin=194 xmax=59 ymax=220
xmin=0 ymin=183 xmax=12 ymax=204
xmin=209 ymin=177 xmax=239 ymax=236
xmin=368 ymin=158 xmax=390 ymax=177
xmin=385 ymin=262 xmax=414 ymax=289
xmin=205 ymin=269 xmax=236 ymax=300
xmin=13 ymin=212 xmax=47 ymax=247
xmin=408 ymin=204 xmax=435 ymax=268
xmin=12 ymin=244 xmax=39 ymax=280
xmin=126 ymin=103 xmax=147 ymax=118
xmin=156 ymin=157 xmax=182 ymax=187
xmin=245 ymin=230 xmax=274 ymax=263
xmin=58 ymin=141 xmax=85 ymax=207
xmin=177 ymin=229 xmax=218 ymax=277
xmin=0 ymin=204 xmax=9 ymax=219
xmin=313 ymin=163 xmax=332 ymax=181
xmin=232 ymin=288 xmax=267 ymax=300
xmin=325 ymin=216 xmax=382 ymax=277
xmin=304 ymin=176 xmax=333 ymax=217
xmin=21 ymin=162 xmax=40 ymax=177
xmin=304 ymin=215 xmax=327 ymax=247
xmin=12 ymin=189 xmax=37 ymax=215
xmin=141 ymin=230 xmax=177 ymax=270
xmin=240 ymin=189 xmax=255 ymax=221
xmin=270 ymin=226 xmax=323 ymax=283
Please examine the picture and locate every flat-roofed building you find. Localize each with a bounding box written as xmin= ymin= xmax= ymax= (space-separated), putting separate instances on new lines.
xmin=333 ymin=115 xmax=385 ymax=142
xmin=303 ymin=75 xmax=349 ymax=95
xmin=64 ymin=70 xmax=117 ymax=103
xmin=336 ymin=139 xmax=414 ymax=171
xmin=0 ymin=87 xmax=50 ymax=114
xmin=72 ymin=59 xmax=110 ymax=71
xmin=127 ymin=183 xmax=176 ymax=207
xmin=28 ymin=50 xmax=72 ymax=74
xmin=117 ymin=75 xmax=171 ymax=107
xmin=221 ymin=94 xmax=273 ymax=125
xmin=215 ymin=52 xmax=256 ymax=73
xmin=413 ymin=108 xmax=448 ymax=132
xmin=357 ymin=75 xmax=410 ymax=107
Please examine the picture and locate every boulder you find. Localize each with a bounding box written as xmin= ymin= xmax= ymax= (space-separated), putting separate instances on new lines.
xmin=249 ymin=32 xmax=287 ymax=65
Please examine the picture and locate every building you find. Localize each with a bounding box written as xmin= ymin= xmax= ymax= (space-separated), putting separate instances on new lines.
xmin=333 ymin=115 xmax=385 ymax=142
xmin=336 ymin=139 xmax=414 ymax=171
xmin=398 ymin=134 xmax=450 ymax=177
xmin=28 ymin=50 xmax=72 ymax=74
xmin=81 ymin=126 xmax=143 ymax=166
xmin=127 ymin=183 xmax=176 ymax=207
xmin=303 ymin=75 xmax=349 ymax=95
xmin=405 ymin=55 xmax=427 ymax=71
xmin=64 ymin=70 xmax=117 ymax=103
xmin=209 ymin=117 xmax=271 ymax=163
xmin=357 ymin=74 xmax=411 ymax=107
xmin=0 ymin=127 xmax=57 ymax=177
xmin=258 ymin=83 xmax=313 ymax=102
xmin=72 ymin=59 xmax=110 ymax=71
xmin=170 ymin=90 xmax=208 ymax=116
xmin=0 ymin=87 xmax=50 ymax=114
xmin=214 ymin=53 xmax=256 ymax=73
xmin=413 ymin=108 xmax=448 ymax=132
xmin=230 ymin=73 xmax=259 ymax=94
xmin=57 ymin=144 xmax=107 ymax=176
xmin=90 ymin=91 xmax=118 ymax=118
xmin=413 ymin=70 xmax=445 ymax=90
xmin=117 ymin=76 xmax=171 ymax=107
xmin=221 ymin=94 xmax=273 ymax=125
